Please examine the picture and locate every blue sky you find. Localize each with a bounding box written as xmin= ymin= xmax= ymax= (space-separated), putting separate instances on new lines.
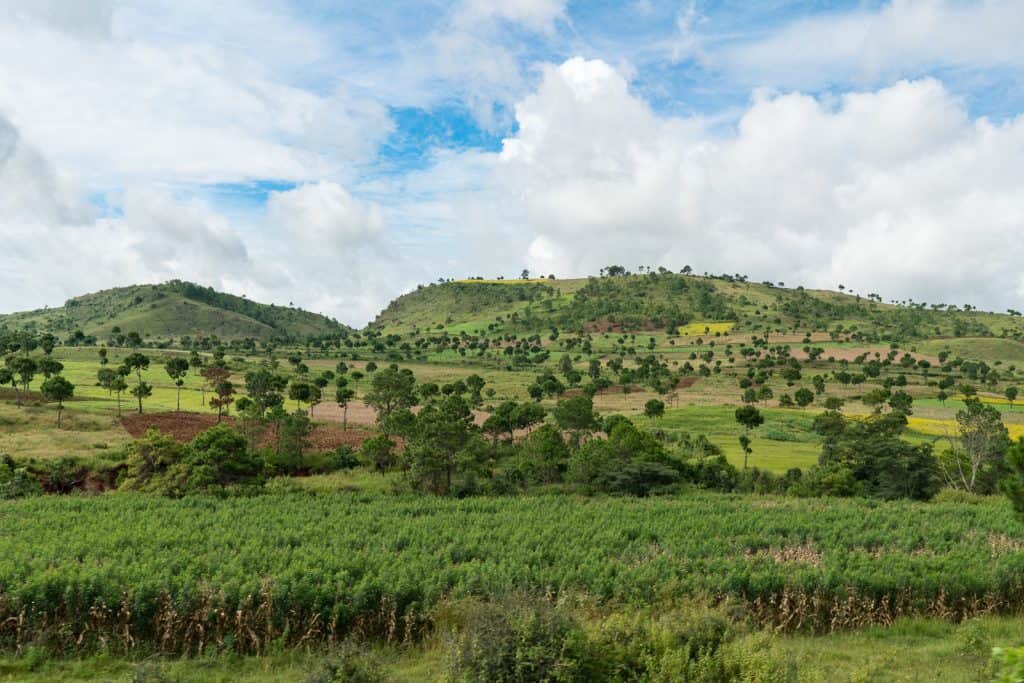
xmin=1 ymin=1 xmax=1023 ymax=324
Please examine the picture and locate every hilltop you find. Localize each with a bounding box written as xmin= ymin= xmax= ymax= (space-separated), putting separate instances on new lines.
xmin=0 ymin=280 xmax=348 ymax=343
xmin=371 ymin=271 xmax=1024 ymax=343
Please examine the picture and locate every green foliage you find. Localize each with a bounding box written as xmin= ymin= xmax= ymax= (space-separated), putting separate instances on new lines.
xmin=443 ymin=598 xmax=593 ymax=682
xmin=2 ymin=492 xmax=1024 ymax=654
xmin=1002 ymin=438 xmax=1024 ymax=519
xmin=364 ymin=366 xmax=418 ymax=421
xmin=811 ymin=413 xmax=941 ymax=500
xmin=992 ymin=645 xmax=1024 ymax=683
xmin=119 ymin=426 xmax=261 ymax=496
xmin=0 ymin=456 xmax=42 ymax=499
xmin=305 ymin=642 xmax=387 ymax=683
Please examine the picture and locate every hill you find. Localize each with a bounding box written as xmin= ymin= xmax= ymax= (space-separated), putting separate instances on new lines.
xmin=0 ymin=280 xmax=348 ymax=343
xmin=372 ymin=271 xmax=1024 ymax=343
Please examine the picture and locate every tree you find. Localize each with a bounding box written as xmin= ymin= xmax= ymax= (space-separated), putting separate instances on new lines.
xmin=209 ymin=380 xmax=236 ymax=422
xmin=122 ymin=353 xmax=150 ymax=414
xmin=0 ymin=367 xmax=14 ymax=404
xmin=518 ymin=424 xmax=569 ymax=484
xmin=110 ymin=373 xmax=128 ymax=417
xmin=164 ymin=357 xmax=190 ymax=411
xmin=794 ymin=387 xmax=815 ymax=408
xmin=37 ymin=357 xmax=63 ymax=378
xmin=360 ymin=434 xmax=397 ymax=475
xmin=939 ymin=397 xmax=1010 ymax=494
xmin=183 ymin=425 xmax=263 ymax=492
xmin=1002 ymin=438 xmax=1024 ymax=518
xmin=242 ymin=367 xmax=285 ymax=417
xmin=734 ymin=405 xmax=764 ymax=469
xmin=552 ymin=395 xmax=598 ymax=447
xmin=403 ymin=395 xmax=482 ymax=494
xmin=288 ymin=380 xmax=313 ymax=413
xmin=40 ymin=375 xmax=74 ymax=427
xmin=364 ymin=366 xmax=417 ymax=422
xmin=131 ymin=381 xmax=153 ymax=413
xmin=1006 ymin=386 xmax=1019 ymax=411
xmin=9 ymin=356 xmax=37 ymax=406
xmin=814 ymin=413 xmax=941 ymax=500
xmin=335 ymin=386 xmax=356 ymax=430
xmin=643 ymin=398 xmax=665 ymax=421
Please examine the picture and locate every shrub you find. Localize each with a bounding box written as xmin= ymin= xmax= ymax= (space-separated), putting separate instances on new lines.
xmin=0 ymin=456 xmax=42 ymax=499
xmin=444 ymin=598 xmax=594 ymax=682
xmin=305 ymin=641 xmax=386 ymax=683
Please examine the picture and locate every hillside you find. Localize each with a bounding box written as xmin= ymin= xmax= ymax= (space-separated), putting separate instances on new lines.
xmin=0 ymin=281 xmax=348 ymax=343
xmin=372 ymin=272 xmax=1024 ymax=343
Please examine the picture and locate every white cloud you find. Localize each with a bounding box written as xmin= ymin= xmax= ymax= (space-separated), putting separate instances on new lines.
xmin=0 ymin=2 xmax=392 ymax=188
xmin=455 ymin=0 xmax=566 ymax=33
xmin=267 ymin=182 xmax=385 ymax=247
xmin=478 ymin=57 xmax=1024 ymax=310
xmin=714 ymin=0 xmax=1024 ymax=89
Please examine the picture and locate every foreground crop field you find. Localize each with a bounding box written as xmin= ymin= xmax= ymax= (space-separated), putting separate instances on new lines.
xmin=2 ymin=490 xmax=1023 ymax=656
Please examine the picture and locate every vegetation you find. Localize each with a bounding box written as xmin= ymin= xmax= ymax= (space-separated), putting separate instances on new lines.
xmin=5 ymin=269 xmax=1024 ymax=679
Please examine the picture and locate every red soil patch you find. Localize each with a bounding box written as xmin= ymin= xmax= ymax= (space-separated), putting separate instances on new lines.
xmin=120 ymin=412 xmax=375 ymax=453
xmin=677 ymin=376 xmax=699 ymax=389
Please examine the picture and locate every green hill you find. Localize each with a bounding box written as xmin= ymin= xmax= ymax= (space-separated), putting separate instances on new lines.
xmin=372 ymin=272 xmax=1024 ymax=343
xmin=0 ymin=281 xmax=348 ymax=343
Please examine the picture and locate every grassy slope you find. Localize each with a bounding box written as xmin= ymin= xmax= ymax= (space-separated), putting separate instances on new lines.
xmin=372 ymin=274 xmax=1024 ymax=341
xmin=0 ymin=283 xmax=345 ymax=342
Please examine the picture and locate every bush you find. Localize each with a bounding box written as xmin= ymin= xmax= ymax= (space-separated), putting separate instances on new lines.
xmin=444 ymin=598 xmax=594 ymax=682
xmin=305 ymin=641 xmax=386 ymax=683
xmin=0 ymin=456 xmax=42 ymax=499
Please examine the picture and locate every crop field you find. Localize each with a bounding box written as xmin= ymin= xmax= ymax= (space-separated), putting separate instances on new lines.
xmin=677 ymin=321 xmax=736 ymax=336
xmin=2 ymin=491 xmax=1023 ymax=657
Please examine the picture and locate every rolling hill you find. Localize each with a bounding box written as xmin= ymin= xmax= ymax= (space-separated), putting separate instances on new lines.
xmin=0 ymin=280 xmax=348 ymax=343
xmin=372 ymin=272 xmax=1024 ymax=344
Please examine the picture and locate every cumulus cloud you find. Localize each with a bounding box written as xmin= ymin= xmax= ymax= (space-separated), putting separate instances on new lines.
xmin=484 ymin=57 xmax=1024 ymax=309
xmin=267 ymin=182 xmax=385 ymax=247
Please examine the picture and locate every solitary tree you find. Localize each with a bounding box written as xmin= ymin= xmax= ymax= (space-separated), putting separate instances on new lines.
xmin=794 ymin=387 xmax=815 ymax=408
xmin=122 ymin=353 xmax=150 ymax=414
xmin=40 ymin=375 xmax=74 ymax=427
xmin=335 ymin=386 xmax=356 ymax=430
xmin=1007 ymin=386 xmax=1019 ymax=411
xmin=164 ymin=357 xmax=190 ymax=411
xmin=209 ymin=380 xmax=236 ymax=422
xmin=644 ymin=398 xmax=665 ymax=421
xmin=111 ymin=374 xmax=128 ymax=417
xmin=734 ymin=405 xmax=764 ymax=469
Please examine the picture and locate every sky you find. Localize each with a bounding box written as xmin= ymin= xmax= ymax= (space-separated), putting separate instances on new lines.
xmin=1 ymin=0 xmax=1023 ymax=326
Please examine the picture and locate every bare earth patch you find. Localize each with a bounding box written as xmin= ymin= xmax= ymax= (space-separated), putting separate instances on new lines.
xmin=121 ymin=412 xmax=375 ymax=452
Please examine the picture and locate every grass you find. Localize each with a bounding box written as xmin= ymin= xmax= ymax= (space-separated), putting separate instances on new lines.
xmin=655 ymin=405 xmax=821 ymax=471
xmin=1 ymin=615 xmax=1020 ymax=681
xmin=0 ymin=401 xmax=131 ymax=459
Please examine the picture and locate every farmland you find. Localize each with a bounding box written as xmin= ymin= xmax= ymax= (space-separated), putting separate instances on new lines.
xmin=3 ymin=271 xmax=1024 ymax=680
